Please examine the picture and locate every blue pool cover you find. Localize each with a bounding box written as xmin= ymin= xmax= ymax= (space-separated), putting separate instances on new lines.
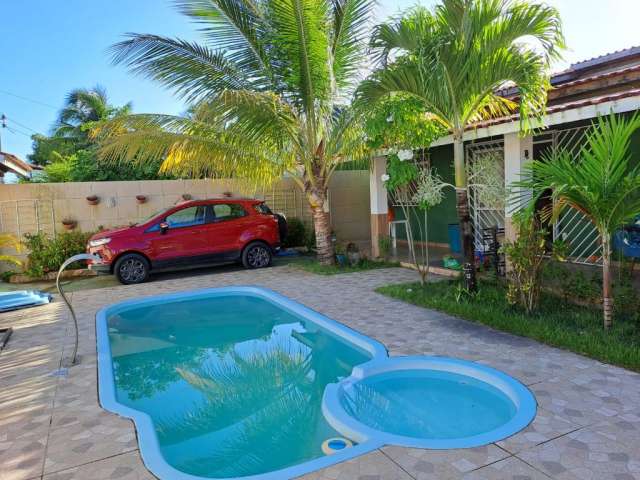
xmin=0 ymin=290 xmax=52 ymax=312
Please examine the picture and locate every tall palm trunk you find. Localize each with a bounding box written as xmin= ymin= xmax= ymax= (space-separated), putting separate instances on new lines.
xmin=601 ymin=233 xmax=613 ymax=329
xmin=306 ymin=185 xmax=335 ymax=265
xmin=453 ymin=133 xmax=477 ymax=290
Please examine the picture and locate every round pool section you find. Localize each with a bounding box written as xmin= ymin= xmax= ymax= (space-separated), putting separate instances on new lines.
xmin=322 ymin=357 xmax=536 ymax=449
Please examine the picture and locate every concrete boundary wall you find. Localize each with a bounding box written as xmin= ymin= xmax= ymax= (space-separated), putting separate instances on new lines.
xmin=0 ymin=172 xmax=370 ymax=268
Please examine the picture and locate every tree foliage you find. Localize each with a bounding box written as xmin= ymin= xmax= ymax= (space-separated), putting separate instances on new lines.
xmin=513 ymin=113 xmax=640 ymax=328
xmin=94 ymin=0 xmax=377 ymax=264
xmin=27 ymin=86 xmax=171 ymax=182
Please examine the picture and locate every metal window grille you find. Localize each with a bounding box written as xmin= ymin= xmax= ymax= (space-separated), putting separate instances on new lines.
xmin=535 ymin=126 xmax=601 ymax=265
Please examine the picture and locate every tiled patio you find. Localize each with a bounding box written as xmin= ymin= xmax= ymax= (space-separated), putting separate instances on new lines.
xmin=1 ymin=264 xmax=640 ymax=480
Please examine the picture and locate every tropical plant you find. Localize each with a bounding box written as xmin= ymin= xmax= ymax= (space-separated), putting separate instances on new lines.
xmin=514 ymin=113 xmax=640 ymax=328
xmin=383 ymin=156 xmax=450 ymax=285
xmin=357 ymin=0 xmax=565 ymax=287
xmin=0 ymin=234 xmax=23 ymax=268
xmin=22 ymin=231 xmax=93 ymax=278
xmin=27 ymin=86 xmax=167 ymax=182
xmin=281 ymin=217 xmax=307 ymax=248
xmin=94 ymin=0 xmax=376 ymax=264
xmin=53 ymin=85 xmax=132 ymax=141
xmin=501 ymin=210 xmax=560 ymax=313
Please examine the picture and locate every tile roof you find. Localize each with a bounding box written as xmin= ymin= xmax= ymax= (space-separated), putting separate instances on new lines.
xmin=470 ymin=88 xmax=640 ymax=130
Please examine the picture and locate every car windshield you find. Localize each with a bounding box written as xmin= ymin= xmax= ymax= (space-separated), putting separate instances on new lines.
xmin=134 ymin=209 xmax=164 ymax=226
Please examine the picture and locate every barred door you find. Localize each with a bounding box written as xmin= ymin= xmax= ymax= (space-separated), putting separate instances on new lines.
xmin=466 ymin=140 xmax=506 ymax=252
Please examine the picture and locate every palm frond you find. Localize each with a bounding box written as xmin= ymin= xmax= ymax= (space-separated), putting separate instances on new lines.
xmin=94 ymin=113 xmax=291 ymax=187
xmin=330 ymin=0 xmax=374 ymax=90
xmin=513 ymin=113 xmax=640 ymax=235
xmin=360 ymin=0 xmax=564 ymax=136
xmin=0 ymin=234 xmax=23 ymax=267
xmin=268 ymin=0 xmax=332 ymax=114
xmin=174 ymin=0 xmax=273 ymax=79
xmin=110 ymin=34 xmax=254 ymax=103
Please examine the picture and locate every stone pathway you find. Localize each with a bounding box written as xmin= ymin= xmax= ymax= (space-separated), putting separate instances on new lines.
xmin=1 ymin=264 xmax=639 ymax=480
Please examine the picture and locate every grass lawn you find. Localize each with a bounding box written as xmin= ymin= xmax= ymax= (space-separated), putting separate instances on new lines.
xmin=296 ymin=257 xmax=400 ymax=275
xmin=376 ymin=280 xmax=640 ymax=372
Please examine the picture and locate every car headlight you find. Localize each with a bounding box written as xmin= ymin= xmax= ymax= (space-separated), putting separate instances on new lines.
xmin=89 ymin=237 xmax=111 ymax=248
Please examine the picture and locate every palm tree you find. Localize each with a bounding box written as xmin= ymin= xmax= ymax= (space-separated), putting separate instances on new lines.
xmin=357 ymin=0 xmax=564 ymax=282
xmin=95 ymin=0 xmax=375 ymax=264
xmin=515 ymin=113 xmax=640 ymax=329
xmin=54 ymin=85 xmax=131 ymax=141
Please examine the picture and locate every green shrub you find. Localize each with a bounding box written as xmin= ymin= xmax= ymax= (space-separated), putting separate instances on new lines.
xmin=564 ymin=270 xmax=601 ymax=302
xmin=282 ymin=217 xmax=307 ymax=248
xmin=23 ymin=231 xmax=93 ymax=278
xmin=378 ymin=235 xmax=391 ymax=258
xmin=613 ymin=281 xmax=640 ymax=323
xmin=500 ymin=213 xmax=548 ymax=313
xmin=305 ymin=226 xmax=317 ymax=251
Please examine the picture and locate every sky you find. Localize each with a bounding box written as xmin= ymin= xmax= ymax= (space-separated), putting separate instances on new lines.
xmin=1 ymin=0 xmax=639 ymax=162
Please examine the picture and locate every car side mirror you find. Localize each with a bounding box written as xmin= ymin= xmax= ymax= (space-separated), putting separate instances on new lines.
xmin=159 ymin=222 xmax=169 ymax=234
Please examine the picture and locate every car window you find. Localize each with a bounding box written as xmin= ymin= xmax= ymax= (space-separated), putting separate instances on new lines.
xmin=165 ymin=206 xmax=206 ymax=228
xmin=212 ymin=203 xmax=246 ymax=222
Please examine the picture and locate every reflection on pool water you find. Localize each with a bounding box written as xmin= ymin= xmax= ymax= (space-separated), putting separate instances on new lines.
xmin=97 ymin=287 xmax=536 ymax=480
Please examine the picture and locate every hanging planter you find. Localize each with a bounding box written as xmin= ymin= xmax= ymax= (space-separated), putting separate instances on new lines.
xmin=86 ymin=195 xmax=100 ymax=206
xmin=61 ymin=219 xmax=77 ymax=230
xmin=181 ymin=193 xmax=192 ymax=201
xmin=136 ymin=195 xmax=147 ymax=204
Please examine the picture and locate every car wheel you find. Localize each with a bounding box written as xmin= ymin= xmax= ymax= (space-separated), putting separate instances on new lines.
xmin=242 ymin=242 xmax=272 ymax=269
xmin=114 ymin=253 xmax=150 ymax=284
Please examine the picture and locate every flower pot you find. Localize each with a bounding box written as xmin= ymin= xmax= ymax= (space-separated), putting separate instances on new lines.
xmin=86 ymin=195 xmax=99 ymax=206
xmin=62 ymin=220 xmax=77 ymax=231
xmin=136 ymin=195 xmax=147 ymax=204
xmin=181 ymin=193 xmax=192 ymax=201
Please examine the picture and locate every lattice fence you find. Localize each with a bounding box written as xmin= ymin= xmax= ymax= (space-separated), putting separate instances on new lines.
xmin=259 ymin=187 xmax=313 ymax=226
xmin=0 ymin=199 xmax=57 ymax=238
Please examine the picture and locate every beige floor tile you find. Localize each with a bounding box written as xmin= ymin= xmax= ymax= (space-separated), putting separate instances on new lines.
xmin=298 ymin=450 xmax=413 ymax=480
xmin=43 ymin=450 xmax=155 ymax=480
xmin=381 ymin=444 xmax=510 ymax=479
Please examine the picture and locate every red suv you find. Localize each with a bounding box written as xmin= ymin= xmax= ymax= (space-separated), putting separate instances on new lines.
xmin=87 ymin=199 xmax=284 ymax=284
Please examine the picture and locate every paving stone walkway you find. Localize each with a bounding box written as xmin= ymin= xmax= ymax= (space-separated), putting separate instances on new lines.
xmin=1 ymin=264 xmax=639 ymax=480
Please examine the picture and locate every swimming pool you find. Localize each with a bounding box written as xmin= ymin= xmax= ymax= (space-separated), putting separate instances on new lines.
xmin=96 ymin=287 xmax=536 ymax=479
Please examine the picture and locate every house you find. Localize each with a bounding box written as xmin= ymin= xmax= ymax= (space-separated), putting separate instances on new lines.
xmin=0 ymin=151 xmax=41 ymax=183
xmin=369 ymin=46 xmax=640 ymax=266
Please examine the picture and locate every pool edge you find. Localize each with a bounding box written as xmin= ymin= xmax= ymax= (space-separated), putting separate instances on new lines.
xmin=95 ymin=285 xmax=388 ymax=480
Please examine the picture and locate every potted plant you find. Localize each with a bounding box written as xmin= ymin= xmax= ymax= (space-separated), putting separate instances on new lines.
xmin=61 ymin=218 xmax=77 ymax=230
xmin=181 ymin=193 xmax=192 ymax=201
xmin=346 ymin=242 xmax=361 ymax=265
xmin=86 ymin=195 xmax=100 ymax=206
xmin=335 ymin=244 xmax=347 ymax=266
xmin=136 ymin=195 xmax=147 ymax=204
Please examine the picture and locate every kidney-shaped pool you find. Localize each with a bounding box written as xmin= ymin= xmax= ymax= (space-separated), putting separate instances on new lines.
xmin=96 ymin=286 xmax=536 ymax=480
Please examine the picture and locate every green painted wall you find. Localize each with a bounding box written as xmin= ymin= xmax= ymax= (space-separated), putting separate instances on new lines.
xmin=392 ymin=144 xmax=458 ymax=244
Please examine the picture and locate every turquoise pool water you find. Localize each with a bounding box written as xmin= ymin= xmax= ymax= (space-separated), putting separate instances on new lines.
xmin=106 ymin=294 xmax=371 ymax=478
xmin=97 ymin=287 xmax=536 ymax=479
xmin=338 ymin=369 xmax=516 ymax=440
